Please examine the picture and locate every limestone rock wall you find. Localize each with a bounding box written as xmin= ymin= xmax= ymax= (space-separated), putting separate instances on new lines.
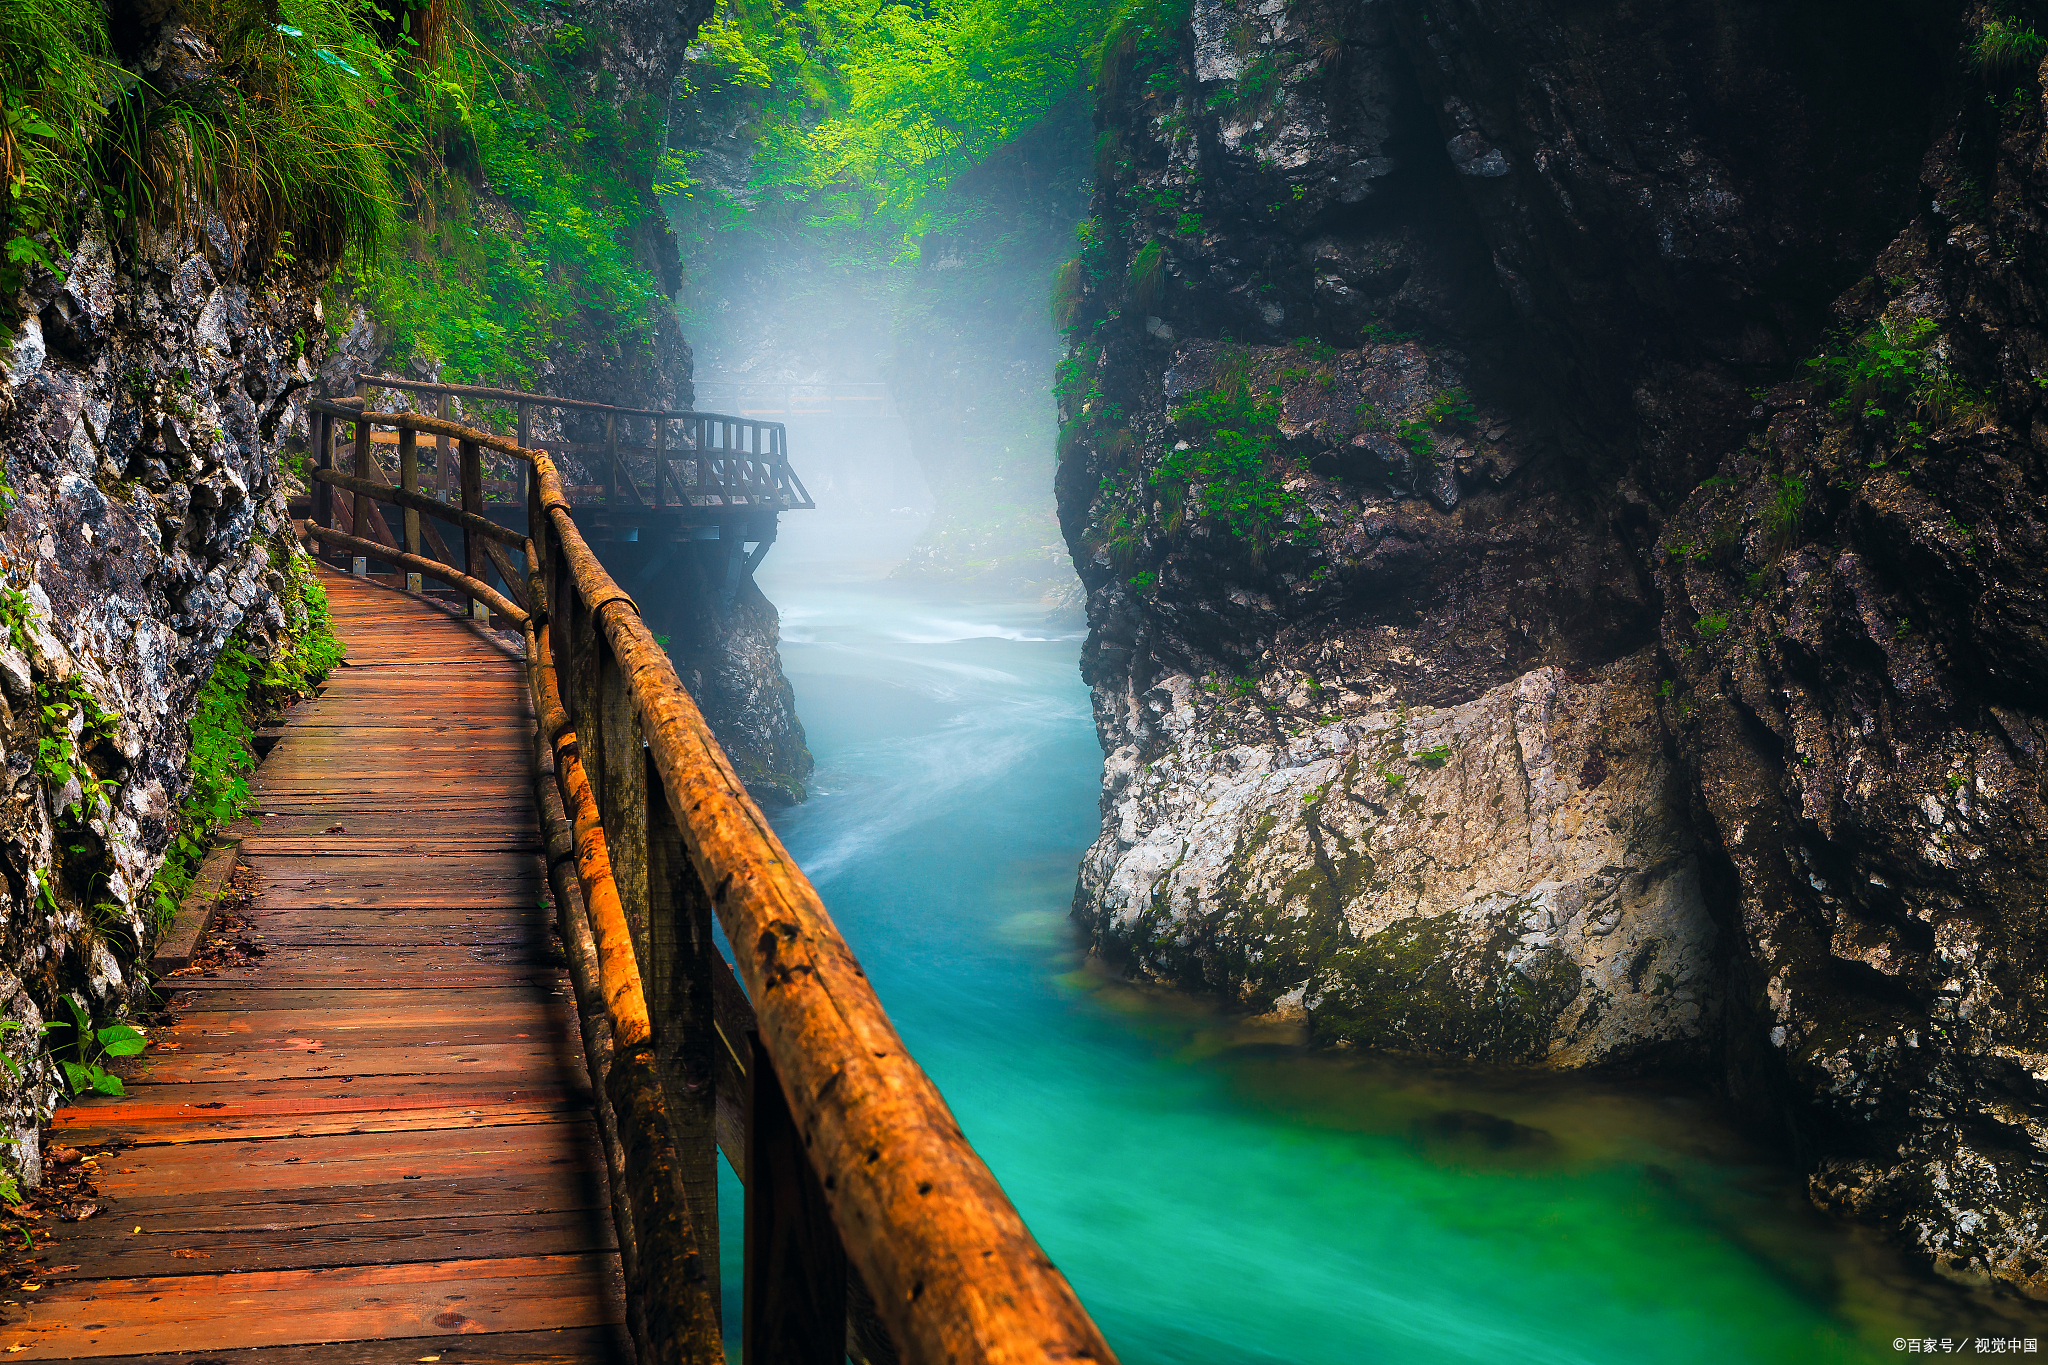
xmin=0 ymin=204 xmax=318 ymax=1183
xmin=1082 ymin=654 xmax=1717 ymax=1067
xmin=1064 ymin=0 xmax=2048 ymax=1294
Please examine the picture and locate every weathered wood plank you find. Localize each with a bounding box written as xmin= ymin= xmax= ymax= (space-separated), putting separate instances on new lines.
xmin=2 ymin=1253 xmax=624 ymax=1358
xmin=45 ymin=1208 xmax=615 ymax=1281
xmin=131 ymin=1041 xmax=573 ymax=1084
xmin=48 ymin=1324 xmax=627 ymax=1365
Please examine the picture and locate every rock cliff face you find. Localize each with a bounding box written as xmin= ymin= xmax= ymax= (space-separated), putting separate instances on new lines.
xmin=1064 ymin=0 xmax=2048 ymax=1295
xmin=0 ymin=189 xmax=317 ymax=1181
xmin=333 ymin=0 xmax=813 ymax=804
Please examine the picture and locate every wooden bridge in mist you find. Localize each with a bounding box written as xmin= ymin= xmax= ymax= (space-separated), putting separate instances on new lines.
xmin=9 ymin=385 xmax=1116 ymax=1364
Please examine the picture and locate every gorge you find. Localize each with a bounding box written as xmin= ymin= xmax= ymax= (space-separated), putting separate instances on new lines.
xmin=1 ymin=0 xmax=2046 ymax=1353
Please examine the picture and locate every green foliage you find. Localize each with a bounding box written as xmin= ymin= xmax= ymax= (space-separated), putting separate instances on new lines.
xmin=1426 ymin=385 xmax=1477 ymax=426
xmin=353 ymin=0 xmax=673 ymax=387
xmin=1205 ymin=53 xmax=1278 ymax=112
xmin=1806 ymin=316 xmax=1939 ymax=418
xmin=668 ymin=0 xmax=1139 ymax=253
xmin=1975 ymin=17 xmax=2047 ymax=77
xmin=3 ymin=0 xmax=409 ymax=297
xmin=1697 ymin=609 xmax=1732 ymax=641
xmin=1361 ymin=317 xmax=1419 ymax=345
xmin=1764 ymin=474 xmax=1805 ymax=549
xmin=146 ymin=541 xmax=341 ymax=932
xmin=1411 ymin=744 xmax=1451 ymax=769
xmin=1158 ymin=370 xmax=1314 ymax=546
xmin=1128 ymin=240 xmax=1165 ymax=313
xmin=1803 ymin=314 xmax=1995 ymax=451
xmin=1396 ymin=416 xmax=1437 ymax=467
xmin=0 ymin=0 xmax=114 ymax=277
xmin=42 ymin=995 xmax=144 ymax=1097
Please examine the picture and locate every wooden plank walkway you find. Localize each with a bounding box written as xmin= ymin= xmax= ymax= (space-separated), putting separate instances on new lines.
xmin=10 ymin=572 xmax=628 ymax=1363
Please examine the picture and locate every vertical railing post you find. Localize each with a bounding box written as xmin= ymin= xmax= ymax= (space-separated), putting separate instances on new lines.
xmin=654 ymin=416 xmax=667 ymax=509
xmin=460 ymin=437 xmax=485 ymax=620
xmin=565 ymin=582 xmax=602 ymax=795
xmin=311 ymin=411 xmax=333 ymax=550
xmin=351 ymin=388 xmax=373 ymax=579
xmin=743 ymin=1035 xmax=847 ymax=1365
xmin=438 ymin=391 xmax=453 ymax=502
xmin=597 ymin=645 xmax=647 ymax=953
xmin=606 ymin=412 xmax=619 ymax=509
xmin=648 ymin=752 xmax=721 ymax=1323
xmin=399 ymin=427 xmax=421 ymax=594
xmin=518 ymin=402 xmax=532 ymax=529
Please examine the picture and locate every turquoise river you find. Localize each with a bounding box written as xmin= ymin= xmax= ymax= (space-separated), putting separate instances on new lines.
xmin=700 ymin=515 xmax=2039 ymax=1363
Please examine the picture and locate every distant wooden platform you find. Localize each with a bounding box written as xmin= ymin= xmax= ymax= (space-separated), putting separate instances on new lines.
xmin=10 ymin=571 xmax=627 ymax=1362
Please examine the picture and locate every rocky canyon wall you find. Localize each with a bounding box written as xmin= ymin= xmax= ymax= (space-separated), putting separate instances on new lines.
xmin=0 ymin=194 xmax=318 ymax=1182
xmin=1062 ymin=0 xmax=2048 ymax=1295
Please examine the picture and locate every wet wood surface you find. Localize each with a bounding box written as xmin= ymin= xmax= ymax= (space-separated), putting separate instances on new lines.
xmin=14 ymin=571 xmax=628 ymax=1362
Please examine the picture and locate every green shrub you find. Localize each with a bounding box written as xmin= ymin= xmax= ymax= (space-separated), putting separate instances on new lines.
xmin=1128 ymin=240 xmax=1165 ymax=314
xmin=1975 ymin=17 xmax=2047 ymax=77
xmin=2 ymin=0 xmax=408 ymax=293
xmin=1157 ymin=368 xmax=1314 ymax=548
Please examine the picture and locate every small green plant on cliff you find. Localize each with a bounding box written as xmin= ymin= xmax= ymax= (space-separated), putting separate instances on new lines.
xmin=1128 ymin=241 xmax=1166 ymax=314
xmin=1396 ymin=416 xmax=1438 ymax=467
xmin=1763 ymin=474 xmax=1806 ymax=551
xmin=1157 ymin=376 xmax=1315 ymax=548
xmin=42 ymin=995 xmax=144 ymax=1097
xmin=1806 ymin=316 xmax=1938 ymax=420
xmin=1427 ymin=385 xmax=1478 ymax=426
xmin=1975 ymin=17 xmax=2048 ymax=77
xmin=34 ymin=675 xmax=118 ymax=820
xmin=1412 ymin=744 xmax=1451 ymax=769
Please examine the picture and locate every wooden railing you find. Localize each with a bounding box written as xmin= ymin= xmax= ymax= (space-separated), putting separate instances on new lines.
xmin=343 ymin=373 xmax=814 ymax=514
xmin=295 ymin=397 xmax=1117 ymax=1365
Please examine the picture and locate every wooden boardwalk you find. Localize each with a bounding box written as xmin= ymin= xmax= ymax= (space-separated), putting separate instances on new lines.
xmin=14 ymin=572 xmax=628 ymax=1362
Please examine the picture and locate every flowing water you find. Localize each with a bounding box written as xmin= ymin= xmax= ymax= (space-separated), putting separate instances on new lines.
xmin=710 ymin=515 xmax=2038 ymax=1363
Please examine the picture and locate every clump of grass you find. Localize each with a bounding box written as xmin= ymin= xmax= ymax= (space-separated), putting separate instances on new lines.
xmin=114 ymin=0 xmax=407 ymax=269
xmin=0 ymin=0 xmax=118 ymax=275
xmin=1128 ymin=240 xmax=1165 ymax=314
xmin=1975 ymin=17 xmax=2048 ymax=78
xmin=1763 ymin=475 xmax=1805 ymax=553
xmin=1051 ymin=257 xmax=1082 ymax=331
xmin=2 ymin=0 xmax=411 ymax=294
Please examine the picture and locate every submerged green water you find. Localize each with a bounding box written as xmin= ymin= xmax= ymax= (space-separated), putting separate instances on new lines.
xmin=716 ymin=518 xmax=2025 ymax=1363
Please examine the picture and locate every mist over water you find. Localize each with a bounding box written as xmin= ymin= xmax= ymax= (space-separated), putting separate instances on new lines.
xmin=712 ymin=515 xmax=2011 ymax=1364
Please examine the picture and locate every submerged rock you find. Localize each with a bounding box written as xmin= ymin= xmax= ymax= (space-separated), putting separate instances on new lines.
xmin=1411 ymin=1109 xmax=1555 ymax=1153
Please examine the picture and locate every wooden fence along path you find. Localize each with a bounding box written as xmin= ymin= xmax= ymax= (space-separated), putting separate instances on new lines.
xmin=17 ymin=572 xmax=626 ymax=1360
xmin=12 ymin=380 xmax=1118 ymax=1364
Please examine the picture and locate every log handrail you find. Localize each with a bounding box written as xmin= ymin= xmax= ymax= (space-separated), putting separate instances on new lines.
xmin=302 ymin=397 xmax=1116 ymax=1365
xmin=303 ymin=524 xmax=527 ymax=624
xmin=358 ymin=370 xmax=699 ymax=420
xmin=310 ymin=467 xmax=526 ymax=548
